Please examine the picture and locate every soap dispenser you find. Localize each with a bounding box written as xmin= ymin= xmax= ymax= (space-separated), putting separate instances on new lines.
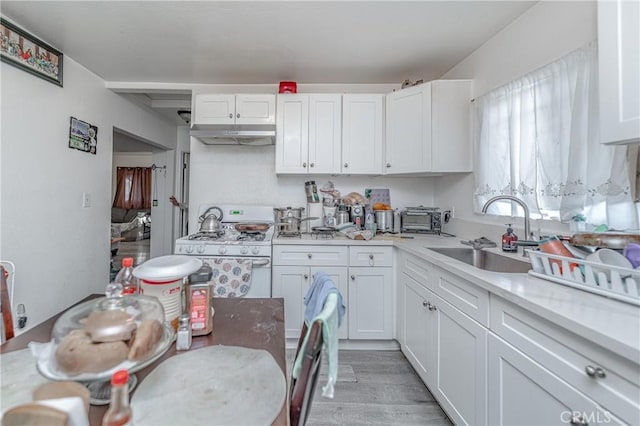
xmin=502 ymin=224 xmax=518 ymax=252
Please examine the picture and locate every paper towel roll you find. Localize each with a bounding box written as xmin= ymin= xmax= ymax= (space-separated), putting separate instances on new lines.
xmin=306 ymin=203 xmax=323 ymax=232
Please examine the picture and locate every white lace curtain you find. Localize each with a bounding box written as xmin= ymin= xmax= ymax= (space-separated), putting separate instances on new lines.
xmin=473 ymin=42 xmax=637 ymax=230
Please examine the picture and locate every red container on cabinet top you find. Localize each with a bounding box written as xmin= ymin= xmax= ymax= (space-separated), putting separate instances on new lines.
xmin=278 ymin=81 xmax=297 ymax=93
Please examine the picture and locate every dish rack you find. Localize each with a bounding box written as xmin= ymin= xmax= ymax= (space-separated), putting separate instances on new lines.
xmin=528 ymin=251 xmax=640 ymax=306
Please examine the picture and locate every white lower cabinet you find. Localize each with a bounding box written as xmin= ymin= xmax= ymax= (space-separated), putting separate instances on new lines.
xmin=400 ymin=261 xmax=487 ymax=426
xmin=272 ymin=265 xmax=348 ymax=339
xmin=431 ymin=292 xmax=487 ymax=426
xmin=488 ymin=333 xmax=624 ymax=426
xmin=348 ymin=266 xmax=393 ymax=339
xmin=272 ymin=244 xmax=393 ymax=341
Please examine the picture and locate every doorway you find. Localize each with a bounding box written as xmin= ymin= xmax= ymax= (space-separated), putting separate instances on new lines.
xmin=111 ymin=128 xmax=175 ymax=276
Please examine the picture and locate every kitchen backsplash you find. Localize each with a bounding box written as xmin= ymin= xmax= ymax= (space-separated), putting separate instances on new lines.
xmin=189 ymin=143 xmax=436 ymax=211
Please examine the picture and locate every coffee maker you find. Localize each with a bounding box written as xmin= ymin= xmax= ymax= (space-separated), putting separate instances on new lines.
xmin=350 ymin=204 xmax=365 ymax=228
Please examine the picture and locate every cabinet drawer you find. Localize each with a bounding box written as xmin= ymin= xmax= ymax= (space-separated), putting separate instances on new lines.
xmin=401 ymin=253 xmax=433 ymax=290
xmin=273 ymin=245 xmax=348 ymax=266
xmin=349 ymin=246 xmax=393 ymax=267
xmin=491 ymin=296 xmax=640 ymax=424
xmin=432 ymin=267 xmax=489 ymax=327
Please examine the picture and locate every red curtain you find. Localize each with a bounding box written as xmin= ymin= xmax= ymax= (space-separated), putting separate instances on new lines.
xmin=113 ymin=167 xmax=152 ymax=209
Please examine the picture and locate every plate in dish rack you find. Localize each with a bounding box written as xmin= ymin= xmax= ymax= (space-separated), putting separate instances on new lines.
xmin=33 ymin=323 xmax=174 ymax=382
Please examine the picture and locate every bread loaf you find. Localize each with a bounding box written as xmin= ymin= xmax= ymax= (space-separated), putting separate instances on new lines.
xmin=85 ymin=309 xmax=136 ymax=342
xmin=55 ymin=330 xmax=129 ymax=375
xmin=128 ymin=319 xmax=164 ymax=361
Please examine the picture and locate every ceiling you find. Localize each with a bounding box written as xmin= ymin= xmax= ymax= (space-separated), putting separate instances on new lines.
xmin=1 ymin=1 xmax=537 ymax=126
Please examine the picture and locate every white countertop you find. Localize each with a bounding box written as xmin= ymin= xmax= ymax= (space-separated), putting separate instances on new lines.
xmin=273 ymin=233 xmax=640 ymax=364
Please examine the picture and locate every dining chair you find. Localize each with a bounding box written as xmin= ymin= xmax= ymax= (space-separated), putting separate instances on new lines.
xmin=289 ymin=319 xmax=324 ymax=426
xmin=1 ymin=263 xmax=15 ymax=342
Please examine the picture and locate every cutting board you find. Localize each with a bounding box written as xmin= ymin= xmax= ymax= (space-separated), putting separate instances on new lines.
xmin=131 ymin=345 xmax=286 ymax=425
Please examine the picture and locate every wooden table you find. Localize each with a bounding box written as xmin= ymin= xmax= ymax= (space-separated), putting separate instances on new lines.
xmin=1 ymin=296 xmax=288 ymax=426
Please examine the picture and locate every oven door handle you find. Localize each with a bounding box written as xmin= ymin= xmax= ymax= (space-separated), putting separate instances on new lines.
xmin=252 ymin=259 xmax=271 ymax=267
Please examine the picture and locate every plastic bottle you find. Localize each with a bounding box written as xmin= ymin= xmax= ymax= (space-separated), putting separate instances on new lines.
xmin=114 ymin=258 xmax=138 ymax=295
xmin=102 ymin=370 xmax=132 ymax=426
xmin=501 ymin=224 xmax=518 ymax=252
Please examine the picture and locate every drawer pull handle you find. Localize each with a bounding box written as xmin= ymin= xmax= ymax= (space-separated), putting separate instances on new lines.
xmin=570 ymin=414 xmax=588 ymax=425
xmin=304 ymin=274 xmax=309 ymax=280
xmin=302 ymin=162 xmax=307 ymax=168
xmin=585 ymin=365 xmax=606 ymax=378
xmin=310 ymin=162 xmax=314 ymax=168
xmin=350 ymin=275 xmax=355 ymax=280
xmin=307 ymin=253 xmax=312 ymax=259
xmin=422 ymin=300 xmax=429 ymax=307
xmin=428 ymin=303 xmax=437 ymax=311
xmin=228 ymin=113 xmax=233 ymax=119
xmin=369 ymin=254 xmax=374 ymax=266
xmin=236 ymin=113 xmax=241 ymax=119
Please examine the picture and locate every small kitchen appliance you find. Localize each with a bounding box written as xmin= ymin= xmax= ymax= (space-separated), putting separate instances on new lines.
xmin=174 ymin=204 xmax=274 ymax=298
xmin=350 ymin=204 xmax=365 ymax=228
xmin=401 ymin=207 xmax=442 ymax=234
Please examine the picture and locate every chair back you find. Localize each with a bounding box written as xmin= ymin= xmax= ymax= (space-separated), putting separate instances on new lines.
xmin=1 ymin=263 xmax=15 ymax=342
xmin=289 ymin=319 xmax=324 ymax=426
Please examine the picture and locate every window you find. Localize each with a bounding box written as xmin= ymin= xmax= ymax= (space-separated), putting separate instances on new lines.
xmin=474 ymin=42 xmax=636 ymax=230
xmin=113 ymin=167 xmax=152 ymax=209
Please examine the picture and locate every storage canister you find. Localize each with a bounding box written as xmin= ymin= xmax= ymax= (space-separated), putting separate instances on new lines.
xmin=133 ymin=255 xmax=203 ymax=332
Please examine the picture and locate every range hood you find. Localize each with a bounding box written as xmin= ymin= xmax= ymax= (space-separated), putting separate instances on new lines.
xmin=190 ymin=124 xmax=275 ymax=146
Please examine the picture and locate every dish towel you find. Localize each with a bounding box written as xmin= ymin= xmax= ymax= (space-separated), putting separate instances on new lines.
xmin=203 ymin=258 xmax=252 ymax=297
xmin=293 ymin=272 xmax=345 ymax=398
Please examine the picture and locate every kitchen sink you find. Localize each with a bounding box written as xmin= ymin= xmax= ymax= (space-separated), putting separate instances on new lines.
xmin=429 ymin=247 xmax=531 ymax=273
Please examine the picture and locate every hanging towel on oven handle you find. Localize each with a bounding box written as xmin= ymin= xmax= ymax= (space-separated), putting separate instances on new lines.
xmin=201 ymin=258 xmax=253 ymax=298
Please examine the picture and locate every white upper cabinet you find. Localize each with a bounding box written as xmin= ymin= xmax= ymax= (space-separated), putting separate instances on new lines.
xmin=308 ymin=94 xmax=342 ymax=174
xmin=598 ymin=0 xmax=640 ymax=144
xmin=194 ymin=94 xmax=275 ymax=125
xmin=385 ymin=80 xmax=472 ymax=174
xmin=276 ymin=94 xmax=342 ymax=174
xmin=276 ymin=95 xmax=309 ymax=174
xmin=386 ymin=85 xmax=432 ymax=173
xmin=342 ymin=94 xmax=384 ymax=174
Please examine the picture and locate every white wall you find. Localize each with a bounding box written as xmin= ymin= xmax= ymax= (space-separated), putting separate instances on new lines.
xmin=188 ymin=142 xmax=435 ymax=233
xmin=172 ymin=126 xmax=191 ymax=242
xmin=111 ymin=152 xmax=153 ymax=202
xmin=1 ymin=54 xmax=177 ymax=333
xmin=434 ymin=1 xmax=597 ymax=241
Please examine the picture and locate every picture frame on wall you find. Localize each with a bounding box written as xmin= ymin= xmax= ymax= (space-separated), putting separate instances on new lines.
xmin=69 ymin=117 xmax=98 ymax=155
xmin=0 ymin=17 xmax=63 ymax=87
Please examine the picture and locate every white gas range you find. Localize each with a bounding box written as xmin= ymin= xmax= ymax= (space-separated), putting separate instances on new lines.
xmin=174 ymin=204 xmax=274 ymax=298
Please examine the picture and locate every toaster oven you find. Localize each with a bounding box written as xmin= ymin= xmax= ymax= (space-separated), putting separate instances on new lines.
xmin=401 ymin=207 xmax=442 ymax=234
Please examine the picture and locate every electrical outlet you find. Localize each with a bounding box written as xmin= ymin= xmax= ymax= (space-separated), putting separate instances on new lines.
xmin=82 ymin=192 xmax=91 ymax=208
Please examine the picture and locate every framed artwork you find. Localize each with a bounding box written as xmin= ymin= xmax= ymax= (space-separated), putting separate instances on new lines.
xmin=69 ymin=117 xmax=98 ymax=155
xmin=0 ymin=17 xmax=63 ymax=86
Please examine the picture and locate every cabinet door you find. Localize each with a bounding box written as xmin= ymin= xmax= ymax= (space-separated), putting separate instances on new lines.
xmin=488 ymin=334 xmax=622 ymax=426
xmin=194 ymin=94 xmax=235 ymax=125
xmin=431 ymin=294 xmax=487 ymax=426
xmin=342 ymin=94 xmax=384 ymax=174
xmin=348 ymin=266 xmax=392 ymax=339
xmin=598 ymin=0 xmax=640 ymax=144
xmin=310 ymin=266 xmax=349 ymax=340
xmin=272 ymin=265 xmax=310 ymax=339
xmin=276 ymin=95 xmax=309 ymax=174
xmin=235 ymin=94 xmax=276 ymax=125
xmin=385 ymin=84 xmax=431 ymax=173
xmin=431 ymin=80 xmax=472 ymax=172
xmin=401 ymin=274 xmax=434 ymax=384
xmin=308 ymin=94 xmax=342 ymax=174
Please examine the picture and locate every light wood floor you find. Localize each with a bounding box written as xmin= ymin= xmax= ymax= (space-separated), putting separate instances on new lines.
xmin=115 ymin=240 xmax=451 ymax=424
xmin=287 ymin=349 xmax=452 ymax=425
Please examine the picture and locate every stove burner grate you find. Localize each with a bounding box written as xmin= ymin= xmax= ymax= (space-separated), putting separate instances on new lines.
xmin=237 ymin=232 xmax=266 ymax=242
xmin=188 ymin=231 xmax=224 ymax=241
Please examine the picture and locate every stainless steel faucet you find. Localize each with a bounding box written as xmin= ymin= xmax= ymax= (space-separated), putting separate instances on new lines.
xmin=481 ymin=195 xmax=534 ymax=241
